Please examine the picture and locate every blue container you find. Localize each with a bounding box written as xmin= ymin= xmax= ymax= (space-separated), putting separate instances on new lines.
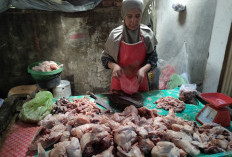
xmin=0 ymin=98 xmax=4 ymax=108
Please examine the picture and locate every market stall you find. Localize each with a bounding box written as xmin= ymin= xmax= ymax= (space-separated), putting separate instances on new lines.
xmin=0 ymin=88 xmax=231 ymax=157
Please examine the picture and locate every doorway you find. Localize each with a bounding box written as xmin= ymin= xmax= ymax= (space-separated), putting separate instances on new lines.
xmin=218 ymin=23 xmax=232 ymax=97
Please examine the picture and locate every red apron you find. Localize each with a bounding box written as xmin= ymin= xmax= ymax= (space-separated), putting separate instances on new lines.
xmin=111 ymin=33 xmax=149 ymax=94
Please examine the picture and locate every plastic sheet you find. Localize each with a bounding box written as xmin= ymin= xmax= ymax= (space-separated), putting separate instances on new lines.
xmin=0 ymin=0 xmax=10 ymax=13
xmin=11 ymin=0 xmax=102 ymax=12
xmin=158 ymin=42 xmax=190 ymax=89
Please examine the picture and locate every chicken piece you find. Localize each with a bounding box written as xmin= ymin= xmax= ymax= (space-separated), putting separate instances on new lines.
xmin=138 ymin=117 xmax=152 ymax=126
xmin=39 ymin=113 xmax=68 ymax=129
xmin=138 ymin=107 xmax=158 ymax=119
xmin=155 ymin=96 xmax=186 ymax=112
xmin=190 ymin=132 xmax=209 ymax=149
xmin=210 ymin=126 xmax=232 ymax=137
xmin=117 ymin=143 xmax=144 ymax=157
xmin=60 ymin=131 xmax=70 ymax=142
xmin=32 ymin=61 xmax=62 ymax=72
xmin=66 ymin=137 xmax=82 ymax=157
xmin=152 ymin=117 xmax=168 ymax=132
xmin=29 ymin=125 xmax=66 ymax=151
xmin=162 ymin=108 xmax=186 ymax=129
xmin=138 ymin=138 xmax=154 ymax=155
xmin=71 ymin=124 xmax=110 ymax=139
xmin=50 ymin=63 xmax=59 ymax=70
xmin=109 ymin=113 xmax=125 ymax=123
xmin=166 ymin=130 xmax=200 ymax=156
xmin=68 ymin=114 xmax=90 ymax=127
xmin=80 ymin=130 xmax=113 ymax=157
xmin=151 ymin=141 xmax=181 ymax=157
xmin=114 ymin=125 xmax=137 ymax=152
xmin=193 ymin=132 xmax=202 ymax=142
xmin=199 ymin=132 xmax=210 ymax=143
xmin=37 ymin=143 xmax=48 ymax=157
xmin=136 ymin=126 xmax=148 ymax=138
xmin=171 ymin=124 xmax=194 ymax=134
xmin=49 ymin=141 xmax=70 ymax=157
xmin=119 ymin=105 xmax=138 ymax=117
xmin=204 ymin=145 xmax=226 ymax=154
xmin=88 ymin=112 xmax=102 ymax=123
xmin=100 ymin=115 xmax=120 ymax=130
xmin=212 ymin=139 xmax=229 ymax=150
xmin=92 ymin=146 xmax=114 ymax=157
xmin=227 ymin=140 xmax=232 ymax=150
xmin=121 ymin=115 xmax=139 ymax=126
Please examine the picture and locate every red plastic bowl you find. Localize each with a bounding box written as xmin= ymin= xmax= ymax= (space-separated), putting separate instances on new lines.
xmin=200 ymin=93 xmax=232 ymax=108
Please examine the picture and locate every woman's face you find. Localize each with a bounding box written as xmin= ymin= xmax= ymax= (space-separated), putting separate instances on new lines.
xmin=124 ymin=8 xmax=142 ymax=30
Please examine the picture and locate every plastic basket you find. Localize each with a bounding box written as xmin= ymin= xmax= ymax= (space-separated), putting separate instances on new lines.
xmin=27 ymin=61 xmax=63 ymax=81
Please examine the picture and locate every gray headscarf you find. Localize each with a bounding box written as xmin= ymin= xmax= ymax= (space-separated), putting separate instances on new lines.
xmin=121 ymin=0 xmax=144 ymax=19
xmin=121 ymin=0 xmax=144 ymax=44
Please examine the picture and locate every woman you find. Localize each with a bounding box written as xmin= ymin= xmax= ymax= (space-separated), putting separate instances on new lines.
xmin=101 ymin=0 xmax=158 ymax=94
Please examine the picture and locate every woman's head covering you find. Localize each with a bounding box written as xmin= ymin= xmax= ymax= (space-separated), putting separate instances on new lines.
xmin=121 ymin=0 xmax=144 ymax=44
xmin=121 ymin=0 xmax=144 ymax=19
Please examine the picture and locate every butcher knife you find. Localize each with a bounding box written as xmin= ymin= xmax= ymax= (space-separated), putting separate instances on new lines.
xmin=88 ymin=92 xmax=117 ymax=113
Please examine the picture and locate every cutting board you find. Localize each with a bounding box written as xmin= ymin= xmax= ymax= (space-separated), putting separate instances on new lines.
xmin=104 ymin=92 xmax=144 ymax=111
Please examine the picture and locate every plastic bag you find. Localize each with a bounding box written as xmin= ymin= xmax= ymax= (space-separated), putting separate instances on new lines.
xmin=120 ymin=74 xmax=140 ymax=95
xmin=158 ymin=42 xmax=189 ymax=89
xmin=179 ymin=84 xmax=197 ymax=104
xmin=19 ymin=91 xmax=54 ymax=123
xmin=11 ymin=0 xmax=102 ymax=12
xmin=172 ymin=0 xmax=186 ymax=12
xmin=0 ymin=0 xmax=10 ymax=13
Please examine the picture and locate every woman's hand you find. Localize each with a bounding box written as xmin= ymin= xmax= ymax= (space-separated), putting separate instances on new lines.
xmin=137 ymin=68 xmax=146 ymax=84
xmin=108 ymin=62 xmax=122 ymax=78
xmin=137 ymin=64 xmax=151 ymax=84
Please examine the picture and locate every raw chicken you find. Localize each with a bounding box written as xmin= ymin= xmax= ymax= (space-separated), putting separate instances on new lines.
xmin=151 ymin=141 xmax=181 ymax=157
xmin=114 ymin=125 xmax=137 ymax=152
xmin=117 ymin=143 xmax=144 ymax=157
xmin=166 ymin=130 xmax=200 ymax=156
xmin=66 ymin=137 xmax=82 ymax=157
xmin=32 ymin=61 xmax=63 ymax=72
xmin=92 ymin=146 xmax=114 ymax=157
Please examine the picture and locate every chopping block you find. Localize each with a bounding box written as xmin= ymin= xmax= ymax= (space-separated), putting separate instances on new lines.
xmin=105 ymin=92 xmax=144 ymax=111
xmin=8 ymin=84 xmax=38 ymax=98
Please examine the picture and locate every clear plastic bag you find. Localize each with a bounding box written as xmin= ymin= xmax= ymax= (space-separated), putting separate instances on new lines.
xmin=179 ymin=84 xmax=197 ymax=104
xmin=158 ymin=42 xmax=189 ymax=89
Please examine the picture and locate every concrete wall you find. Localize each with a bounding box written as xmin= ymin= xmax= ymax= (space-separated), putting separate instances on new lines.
xmin=154 ymin=0 xmax=217 ymax=91
xmin=0 ymin=0 xmax=228 ymax=98
xmin=0 ymin=7 xmax=121 ymax=98
xmin=203 ymin=0 xmax=232 ymax=93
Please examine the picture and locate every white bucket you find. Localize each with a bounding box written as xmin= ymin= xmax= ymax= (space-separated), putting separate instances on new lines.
xmin=53 ymin=80 xmax=72 ymax=98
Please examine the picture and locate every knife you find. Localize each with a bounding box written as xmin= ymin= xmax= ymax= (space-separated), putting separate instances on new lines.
xmin=87 ymin=92 xmax=116 ymax=113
